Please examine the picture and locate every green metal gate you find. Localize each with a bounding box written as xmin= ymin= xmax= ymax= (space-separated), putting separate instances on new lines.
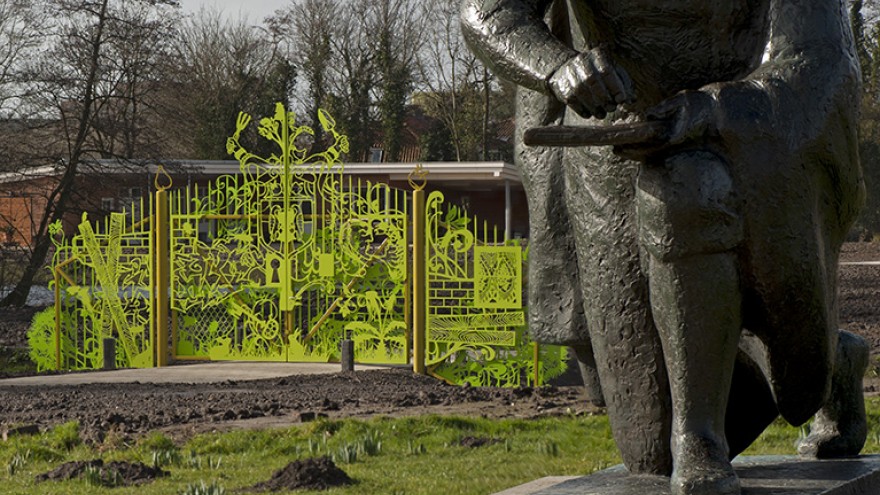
xmin=39 ymin=104 xmax=566 ymax=386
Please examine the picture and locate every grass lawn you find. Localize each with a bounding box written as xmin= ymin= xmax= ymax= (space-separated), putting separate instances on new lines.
xmin=2 ymin=398 xmax=880 ymax=495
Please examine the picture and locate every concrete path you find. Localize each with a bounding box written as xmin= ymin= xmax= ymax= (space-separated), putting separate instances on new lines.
xmin=0 ymin=362 xmax=390 ymax=386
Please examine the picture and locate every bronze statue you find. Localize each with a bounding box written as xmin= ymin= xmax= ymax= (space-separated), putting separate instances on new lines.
xmin=460 ymin=1 xmax=869 ymax=494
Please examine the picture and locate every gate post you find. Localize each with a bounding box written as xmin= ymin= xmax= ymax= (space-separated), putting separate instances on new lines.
xmin=54 ymin=267 xmax=62 ymax=370
xmin=410 ymin=166 xmax=428 ymax=375
xmin=154 ymin=167 xmax=171 ymax=367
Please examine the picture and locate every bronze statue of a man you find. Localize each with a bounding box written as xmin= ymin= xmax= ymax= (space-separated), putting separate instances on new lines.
xmin=460 ymin=1 xmax=868 ymax=494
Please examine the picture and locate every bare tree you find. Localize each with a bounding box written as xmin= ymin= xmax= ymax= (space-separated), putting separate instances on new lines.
xmin=168 ymin=8 xmax=291 ymax=160
xmin=0 ymin=0 xmax=180 ymax=307
xmin=849 ymin=0 xmax=880 ymax=237
xmin=267 ymin=0 xmax=334 ymax=146
xmin=324 ymin=0 xmax=377 ymax=162
xmin=0 ymin=0 xmax=45 ymax=114
xmin=415 ymin=0 xmax=485 ymax=161
xmin=270 ymin=0 xmax=424 ymax=162
xmin=414 ymin=0 xmax=517 ymax=162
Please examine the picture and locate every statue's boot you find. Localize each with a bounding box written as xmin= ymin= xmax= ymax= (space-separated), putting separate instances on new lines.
xmin=671 ymin=432 xmax=740 ymax=495
xmin=649 ymin=252 xmax=742 ymax=495
xmin=797 ymin=330 xmax=868 ymax=458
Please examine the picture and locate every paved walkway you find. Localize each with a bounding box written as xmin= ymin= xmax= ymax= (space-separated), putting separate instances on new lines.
xmin=0 ymin=362 xmax=390 ymax=386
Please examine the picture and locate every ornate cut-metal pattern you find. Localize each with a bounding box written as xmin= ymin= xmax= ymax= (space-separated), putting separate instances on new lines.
xmin=424 ymin=192 xmax=566 ymax=387
xmin=41 ymin=103 xmax=564 ymax=387
xmin=41 ymin=208 xmax=155 ymax=371
xmin=170 ymin=104 xmax=408 ymax=364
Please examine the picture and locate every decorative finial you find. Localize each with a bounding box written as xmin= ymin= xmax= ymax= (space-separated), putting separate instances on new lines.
xmin=154 ymin=164 xmax=173 ymax=192
xmin=408 ymin=164 xmax=428 ymax=191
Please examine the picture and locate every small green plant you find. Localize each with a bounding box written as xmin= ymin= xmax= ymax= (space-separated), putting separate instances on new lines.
xmin=84 ymin=464 xmax=122 ymax=488
xmin=180 ymin=448 xmax=222 ymax=471
xmin=6 ymin=450 xmax=30 ymax=476
xmin=47 ymin=421 xmax=81 ymax=451
xmin=139 ymin=432 xmax=177 ymax=452
xmin=357 ymin=430 xmax=382 ymax=456
xmin=84 ymin=465 xmax=102 ymax=486
xmin=538 ymin=440 xmax=559 ymax=457
xmin=180 ymin=479 xmax=226 ymax=495
xmin=308 ymin=437 xmax=326 ymax=455
xmin=152 ymin=447 xmax=182 ymax=468
xmin=333 ymin=444 xmax=359 ymax=464
xmin=407 ymin=440 xmax=426 ymax=455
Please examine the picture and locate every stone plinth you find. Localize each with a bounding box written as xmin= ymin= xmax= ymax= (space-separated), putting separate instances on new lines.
xmin=495 ymin=455 xmax=880 ymax=495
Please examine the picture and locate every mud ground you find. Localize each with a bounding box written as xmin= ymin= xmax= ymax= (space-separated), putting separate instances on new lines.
xmin=0 ymin=242 xmax=878 ymax=442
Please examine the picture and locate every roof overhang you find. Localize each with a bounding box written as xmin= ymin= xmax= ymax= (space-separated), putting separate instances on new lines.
xmin=0 ymin=160 xmax=522 ymax=186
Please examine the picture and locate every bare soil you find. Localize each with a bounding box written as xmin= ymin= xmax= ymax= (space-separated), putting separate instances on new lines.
xmin=35 ymin=459 xmax=168 ymax=487
xmin=245 ymin=457 xmax=354 ymax=492
xmin=0 ymin=242 xmax=878 ymax=443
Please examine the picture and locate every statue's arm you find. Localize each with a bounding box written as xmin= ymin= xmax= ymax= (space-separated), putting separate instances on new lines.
xmin=460 ymin=0 xmax=633 ymax=118
xmin=459 ymin=0 xmax=574 ymax=94
xmin=741 ymin=0 xmax=861 ymax=130
xmin=628 ymin=0 xmax=860 ymax=156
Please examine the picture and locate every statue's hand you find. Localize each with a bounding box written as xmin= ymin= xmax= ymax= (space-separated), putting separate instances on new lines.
xmin=548 ymin=47 xmax=633 ymax=120
xmin=614 ymin=90 xmax=718 ymax=161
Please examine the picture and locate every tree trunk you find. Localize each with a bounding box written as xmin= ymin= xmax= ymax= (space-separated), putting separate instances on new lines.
xmin=1 ymin=0 xmax=108 ymax=307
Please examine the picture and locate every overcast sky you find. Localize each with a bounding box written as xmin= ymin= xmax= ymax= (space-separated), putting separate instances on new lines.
xmin=178 ymin=0 xmax=289 ymax=22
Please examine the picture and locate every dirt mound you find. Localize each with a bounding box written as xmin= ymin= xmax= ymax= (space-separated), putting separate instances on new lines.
xmin=36 ymin=459 xmax=168 ymax=486
xmin=247 ymin=456 xmax=353 ymax=492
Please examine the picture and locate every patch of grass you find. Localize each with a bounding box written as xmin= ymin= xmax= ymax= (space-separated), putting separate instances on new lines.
xmin=1 ymin=399 xmax=879 ymax=495
xmin=45 ymin=421 xmax=82 ymax=452
xmin=138 ymin=432 xmax=177 ymax=452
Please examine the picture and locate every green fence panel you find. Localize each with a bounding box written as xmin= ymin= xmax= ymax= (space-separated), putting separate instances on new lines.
xmin=423 ymin=191 xmax=567 ymax=387
xmin=41 ymin=206 xmax=155 ymax=370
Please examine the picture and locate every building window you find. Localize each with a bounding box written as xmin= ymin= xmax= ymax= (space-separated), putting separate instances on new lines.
xmin=101 ymin=197 xmax=115 ymax=211
xmin=369 ymin=148 xmax=384 ymax=163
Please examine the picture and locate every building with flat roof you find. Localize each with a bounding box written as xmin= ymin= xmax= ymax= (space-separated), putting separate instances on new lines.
xmin=0 ymin=160 xmax=528 ymax=248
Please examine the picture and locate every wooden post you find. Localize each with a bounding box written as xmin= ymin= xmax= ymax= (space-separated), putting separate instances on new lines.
xmin=412 ymin=187 xmax=426 ymax=375
xmin=410 ymin=166 xmax=428 ymax=375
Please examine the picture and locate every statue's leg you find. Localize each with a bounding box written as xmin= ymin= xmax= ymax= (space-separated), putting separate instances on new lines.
xmin=637 ymin=151 xmax=744 ymax=495
xmin=741 ymin=210 xmax=865 ymax=449
xmin=566 ymin=145 xmax=672 ymax=475
xmin=797 ymin=330 xmax=868 ymax=457
xmin=649 ymin=253 xmax=741 ymax=495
